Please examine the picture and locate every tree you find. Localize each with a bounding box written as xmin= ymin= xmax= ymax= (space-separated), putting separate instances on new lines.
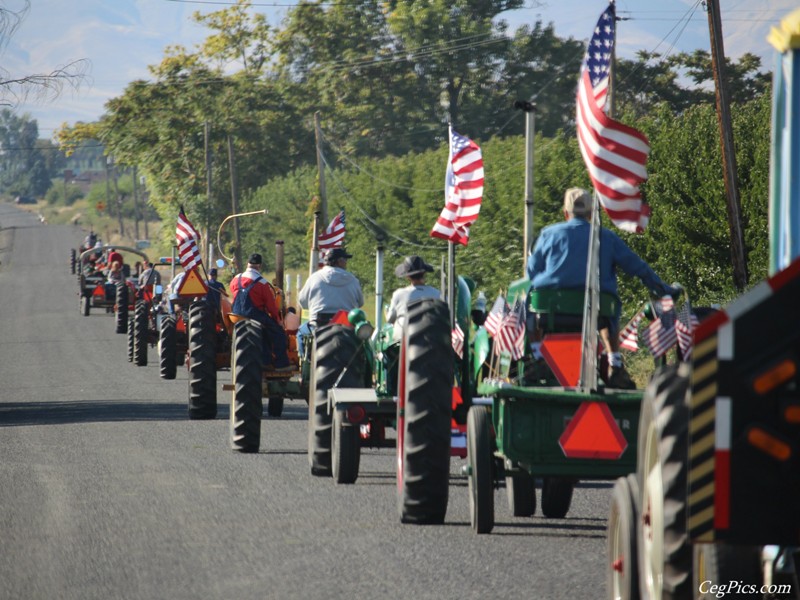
xmin=0 ymin=109 xmax=50 ymax=196
xmin=0 ymin=2 xmax=89 ymax=108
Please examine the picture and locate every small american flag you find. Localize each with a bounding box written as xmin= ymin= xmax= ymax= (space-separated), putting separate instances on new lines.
xmin=619 ymin=309 xmax=645 ymax=352
xmin=176 ymin=207 xmax=202 ymax=271
xmin=495 ymin=299 xmax=526 ymax=360
xmin=675 ymin=301 xmax=700 ymax=360
xmin=643 ymin=315 xmax=677 ymax=358
xmin=430 ymin=127 xmax=484 ymax=246
xmin=484 ymin=295 xmax=508 ymax=337
xmin=576 ymin=2 xmax=651 ymax=233
xmin=452 ymin=323 xmax=465 ymax=359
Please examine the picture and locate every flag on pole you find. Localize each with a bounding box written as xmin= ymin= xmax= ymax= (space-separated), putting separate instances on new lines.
xmin=576 ymin=2 xmax=651 ymax=233
xmin=675 ymin=301 xmax=700 ymax=359
xmin=495 ymin=299 xmax=526 ymax=360
xmin=176 ymin=207 xmax=202 ymax=271
xmin=619 ymin=308 xmax=645 ymax=352
xmin=319 ymin=209 xmax=346 ymax=252
xmin=642 ymin=299 xmax=679 ymax=359
xmin=484 ymin=294 xmax=508 ymax=337
xmin=452 ymin=323 xmax=465 ymax=359
xmin=430 ymin=127 xmax=484 ymax=246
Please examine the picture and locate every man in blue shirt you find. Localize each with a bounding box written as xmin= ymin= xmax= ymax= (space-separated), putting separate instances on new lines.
xmin=527 ymin=188 xmax=675 ymax=388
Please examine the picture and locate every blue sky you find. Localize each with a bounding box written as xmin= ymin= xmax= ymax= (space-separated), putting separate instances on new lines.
xmin=4 ymin=0 xmax=796 ymax=137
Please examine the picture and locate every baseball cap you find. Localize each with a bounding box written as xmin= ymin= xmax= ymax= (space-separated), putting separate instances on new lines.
xmin=563 ymin=188 xmax=593 ymax=218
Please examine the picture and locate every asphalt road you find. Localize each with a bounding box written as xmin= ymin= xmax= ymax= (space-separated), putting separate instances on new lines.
xmin=0 ymin=203 xmax=612 ymax=600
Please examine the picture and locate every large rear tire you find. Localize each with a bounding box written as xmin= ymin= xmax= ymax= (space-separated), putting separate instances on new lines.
xmin=133 ymin=301 xmax=148 ymax=366
xmin=693 ymin=544 xmax=762 ymax=600
xmin=506 ymin=470 xmax=536 ymax=517
xmin=188 ymin=300 xmax=217 ymax=420
xmin=332 ymin=408 xmax=360 ymax=484
xmin=158 ymin=314 xmax=177 ymax=380
xmin=115 ymin=282 xmax=128 ymax=334
xmin=607 ymin=474 xmax=640 ymax=600
xmin=637 ymin=363 xmax=692 ymax=600
xmin=397 ymin=298 xmax=453 ymax=525
xmin=230 ymin=320 xmax=263 ymax=452
xmin=308 ymin=324 xmax=364 ymax=477
xmin=467 ymin=405 xmax=494 ymax=534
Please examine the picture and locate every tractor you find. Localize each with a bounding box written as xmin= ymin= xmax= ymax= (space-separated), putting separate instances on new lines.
xmin=77 ymin=244 xmax=148 ymax=334
xmin=606 ymin=14 xmax=800 ymax=600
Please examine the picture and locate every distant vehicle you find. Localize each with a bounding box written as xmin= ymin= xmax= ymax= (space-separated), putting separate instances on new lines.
xmin=14 ymin=195 xmax=35 ymax=205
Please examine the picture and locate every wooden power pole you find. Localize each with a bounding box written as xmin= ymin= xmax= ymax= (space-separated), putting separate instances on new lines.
xmin=314 ymin=112 xmax=328 ymax=226
xmin=227 ymin=134 xmax=242 ymax=271
xmin=706 ymin=0 xmax=748 ymax=291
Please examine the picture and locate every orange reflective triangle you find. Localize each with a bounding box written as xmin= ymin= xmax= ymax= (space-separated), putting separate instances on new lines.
xmin=540 ymin=333 xmax=583 ymax=387
xmin=178 ymin=268 xmax=209 ymax=296
xmin=558 ymin=401 xmax=628 ymax=460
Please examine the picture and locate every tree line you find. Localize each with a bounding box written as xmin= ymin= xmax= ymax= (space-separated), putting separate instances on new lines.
xmin=43 ymin=0 xmax=772 ymax=312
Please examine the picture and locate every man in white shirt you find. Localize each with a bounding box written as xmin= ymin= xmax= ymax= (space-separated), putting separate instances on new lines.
xmin=386 ymin=255 xmax=440 ymax=341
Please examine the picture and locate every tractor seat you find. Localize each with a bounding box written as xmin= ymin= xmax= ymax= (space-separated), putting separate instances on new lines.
xmin=529 ymin=288 xmax=619 ymax=333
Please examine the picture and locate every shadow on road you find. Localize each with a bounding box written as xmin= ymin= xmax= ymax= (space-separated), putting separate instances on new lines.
xmin=0 ymin=400 xmax=188 ymax=426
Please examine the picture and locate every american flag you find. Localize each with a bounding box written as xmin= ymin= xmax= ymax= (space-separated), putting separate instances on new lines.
xmin=319 ymin=209 xmax=346 ymax=252
xmin=619 ymin=309 xmax=645 ymax=352
xmin=176 ymin=207 xmax=202 ymax=271
xmin=576 ymin=2 xmax=651 ymax=233
xmin=484 ymin=294 xmax=508 ymax=337
xmin=643 ymin=305 xmax=678 ymax=358
xmin=675 ymin=301 xmax=700 ymax=360
xmin=452 ymin=323 xmax=465 ymax=359
xmin=430 ymin=127 xmax=484 ymax=246
xmin=494 ymin=299 xmax=526 ymax=360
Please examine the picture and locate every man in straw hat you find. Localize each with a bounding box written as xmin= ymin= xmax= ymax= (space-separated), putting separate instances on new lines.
xmin=526 ymin=187 xmax=678 ymax=389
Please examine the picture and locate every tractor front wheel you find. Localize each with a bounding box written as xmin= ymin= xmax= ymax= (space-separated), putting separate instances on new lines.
xmin=188 ymin=300 xmax=217 ymax=420
xmin=506 ymin=470 xmax=536 ymax=517
xmin=115 ymin=282 xmax=128 ymax=334
xmin=607 ymin=474 xmax=640 ymax=600
xmin=467 ymin=405 xmax=494 ymax=534
xmin=133 ymin=301 xmax=148 ymax=366
xmin=332 ymin=408 xmax=360 ymax=484
xmin=158 ymin=314 xmax=177 ymax=380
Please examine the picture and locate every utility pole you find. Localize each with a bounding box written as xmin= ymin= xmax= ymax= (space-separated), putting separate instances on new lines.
xmin=205 ymin=121 xmax=213 ymax=266
xmin=515 ymin=100 xmax=536 ymax=275
xmin=706 ymin=0 xmax=748 ymax=291
xmin=227 ymin=134 xmax=242 ymax=271
xmin=132 ymin=166 xmax=140 ymax=241
xmin=314 ymin=111 xmax=328 ymax=225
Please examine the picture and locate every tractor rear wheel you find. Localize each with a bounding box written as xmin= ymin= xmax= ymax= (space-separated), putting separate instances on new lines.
xmin=308 ymin=324 xmax=364 ymax=477
xmin=133 ymin=301 xmax=148 ymax=366
xmin=467 ymin=405 xmax=494 ymax=534
xmin=506 ymin=470 xmax=536 ymax=517
xmin=607 ymin=474 xmax=640 ymax=600
xmin=115 ymin=282 xmax=128 ymax=334
xmin=693 ymin=544 xmax=762 ymax=600
xmin=188 ymin=300 xmax=217 ymax=420
xmin=637 ymin=363 xmax=691 ymax=600
xmin=397 ymin=298 xmax=453 ymax=525
xmin=158 ymin=314 xmax=177 ymax=380
xmin=230 ymin=320 xmax=263 ymax=452
xmin=332 ymin=408 xmax=360 ymax=484
xmin=541 ymin=477 xmax=575 ymax=518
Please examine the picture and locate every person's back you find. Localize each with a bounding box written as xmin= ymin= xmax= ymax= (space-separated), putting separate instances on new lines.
xmin=299 ymin=248 xmax=363 ymax=326
xmin=386 ymin=255 xmax=439 ymax=340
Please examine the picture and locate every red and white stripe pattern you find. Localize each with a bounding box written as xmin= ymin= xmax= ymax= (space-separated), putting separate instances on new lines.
xmin=619 ymin=309 xmax=645 ymax=352
xmin=452 ymin=323 xmax=465 ymax=359
xmin=675 ymin=302 xmax=700 ymax=359
xmin=495 ymin=300 xmax=526 ymax=360
xmin=643 ymin=316 xmax=677 ymax=358
xmin=576 ymin=2 xmax=651 ymax=233
xmin=318 ymin=209 xmax=346 ymax=261
xmin=430 ymin=127 xmax=484 ymax=246
xmin=176 ymin=208 xmax=202 ymax=271
xmin=484 ymin=294 xmax=508 ymax=337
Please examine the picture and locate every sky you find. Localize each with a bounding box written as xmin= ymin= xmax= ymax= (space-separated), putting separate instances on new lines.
xmin=3 ymin=0 xmax=796 ymax=138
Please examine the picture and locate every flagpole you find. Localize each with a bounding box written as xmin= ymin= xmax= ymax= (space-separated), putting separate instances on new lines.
xmin=578 ymin=192 xmax=601 ymax=392
xmin=447 ymin=242 xmax=456 ymax=329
